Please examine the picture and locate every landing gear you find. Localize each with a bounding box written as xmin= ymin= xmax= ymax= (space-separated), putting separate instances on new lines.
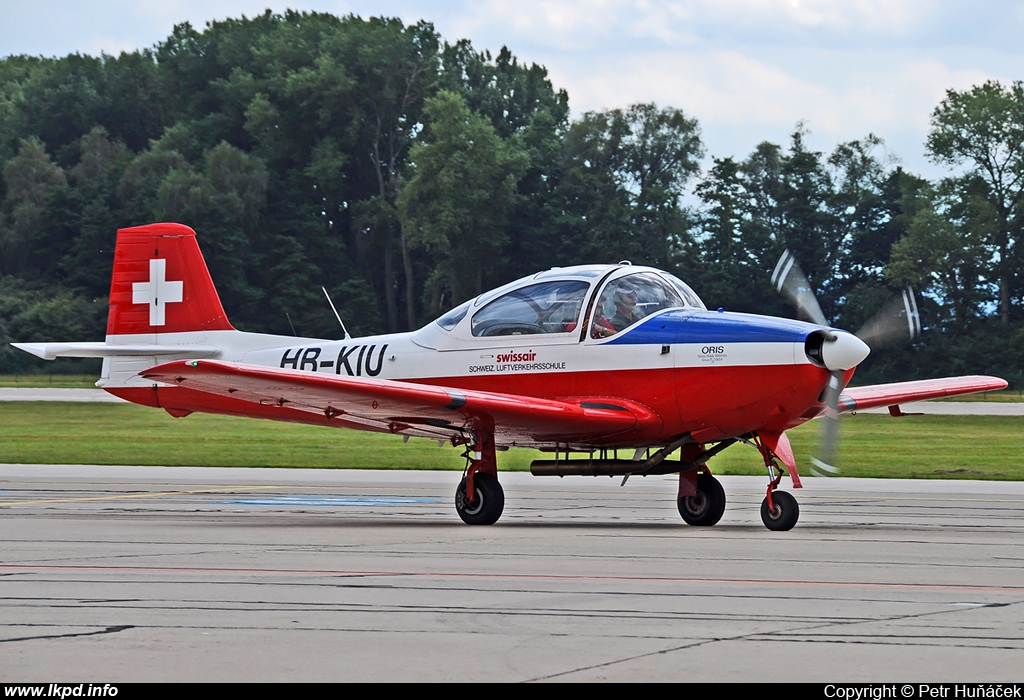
xmin=455 ymin=472 xmax=504 ymax=525
xmin=761 ymin=490 xmax=799 ymax=531
xmin=753 ymin=432 xmax=802 ymax=531
xmin=455 ymin=429 xmax=504 ymax=525
xmin=678 ymin=472 xmax=726 ymax=526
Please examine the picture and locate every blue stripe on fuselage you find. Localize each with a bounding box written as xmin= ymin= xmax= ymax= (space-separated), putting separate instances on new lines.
xmin=605 ymin=309 xmax=818 ymax=345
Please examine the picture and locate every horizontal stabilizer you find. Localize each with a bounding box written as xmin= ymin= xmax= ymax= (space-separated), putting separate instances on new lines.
xmin=12 ymin=342 xmax=219 ymax=361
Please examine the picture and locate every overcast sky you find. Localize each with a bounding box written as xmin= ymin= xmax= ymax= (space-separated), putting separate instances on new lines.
xmin=1 ymin=1 xmax=1021 ymax=181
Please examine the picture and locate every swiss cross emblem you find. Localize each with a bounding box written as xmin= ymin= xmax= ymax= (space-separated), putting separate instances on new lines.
xmin=132 ymin=259 xmax=183 ymax=326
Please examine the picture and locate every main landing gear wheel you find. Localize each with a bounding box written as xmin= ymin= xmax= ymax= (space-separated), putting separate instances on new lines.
xmin=455 ymin=472 xmax=505 ymax=525
xmin=678 ymin=473 xmax=726 ymax=526
xmin=760 ymin=490 xmax=799 ymax=531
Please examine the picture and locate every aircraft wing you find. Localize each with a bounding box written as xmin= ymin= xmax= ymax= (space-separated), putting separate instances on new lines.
xmin=141 ymin=359 xmax=660 ymax=445
xmin=837 ymin=375 xmax=1008 ymax=414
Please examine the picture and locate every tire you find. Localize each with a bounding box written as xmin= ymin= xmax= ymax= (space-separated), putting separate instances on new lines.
xmin=455 ymin=472 xmax=505 ymax=525
xmin=677 ymin=473 xmax=726 ymax=526
xmin=760 ymin=490 xmax=799 ymax=531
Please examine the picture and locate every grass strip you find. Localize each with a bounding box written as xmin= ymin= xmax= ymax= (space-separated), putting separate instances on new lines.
xmin=1 ymin=402 xmax=1022 ymax=479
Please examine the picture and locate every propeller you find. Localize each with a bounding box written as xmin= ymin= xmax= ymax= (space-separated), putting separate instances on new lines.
xmin=771 ymin=249 xmax=920 ymax=476
xmin=854 ymin=287 xmax=921 ymax=348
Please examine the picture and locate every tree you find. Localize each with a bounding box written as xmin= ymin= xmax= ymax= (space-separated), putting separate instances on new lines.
xmin=694 ymin=156 xmax=760 ymax=310
xmin=398 ymin=90 xmax=527 ymax=313
xmin=621 ymin=103 xmax=703 ymax=270
xmin=554 ymin=103 xmax=703 ymax=270
xmin=240 ymin=14 xmax=440 ymax=332
xmin=927 ymin=80 xmax=1024 ymax=324
xmin=147 ymin=142 xmax=269 ymax=325
xmin=0 ymin=137 xmax=66 ymax=274
xmin=337 ymin=18 xmax=439 ymax=332
xmin=438 ymin=42 xmax=570 ymax=283
xmin=553 ymin=109 xmax=632 ymax=265
xmin=888 ymin=178 xmax=995 ymax=333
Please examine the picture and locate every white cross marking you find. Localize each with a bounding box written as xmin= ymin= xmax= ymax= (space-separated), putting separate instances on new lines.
xmin=132 ymin=259 xmax=183 ymax=326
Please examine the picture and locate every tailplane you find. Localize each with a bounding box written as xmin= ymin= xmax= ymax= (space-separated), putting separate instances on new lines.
xmin=12 ymin=223 xmax=238 ymax=396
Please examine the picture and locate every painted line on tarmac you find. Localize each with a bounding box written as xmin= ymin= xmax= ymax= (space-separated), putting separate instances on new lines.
xmin=2 ymin=482 xmax=1022 ymax=504
xmin=0 ymin=484 xmax=284 ymax=507
xmin=1 ymin=564 xmax=1021 ymax=593
xmin=217 ymin=496 xmax=442 ymax=506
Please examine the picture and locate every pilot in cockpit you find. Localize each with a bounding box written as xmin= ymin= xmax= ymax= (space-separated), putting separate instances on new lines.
xmin=592 ymin=282 xmax=645 ymax=337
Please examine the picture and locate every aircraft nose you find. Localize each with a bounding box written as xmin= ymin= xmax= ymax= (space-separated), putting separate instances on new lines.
xmin=818 ymin=331 xmax=870 ymax=371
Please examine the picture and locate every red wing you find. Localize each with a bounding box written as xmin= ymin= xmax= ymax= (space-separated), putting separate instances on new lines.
xmin=141 ymin=359 xmax=660 ymax=445
xmin=838 ymin=375 xmax=1008 ymax=414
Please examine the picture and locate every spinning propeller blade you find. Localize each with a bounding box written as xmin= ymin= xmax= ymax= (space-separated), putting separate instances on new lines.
xmin=771 ymin=249 xmax=828 ymax=327
xmin=771 ymin=250 xmax=921 ymax=477
xmin=855 ymin=287 xmax=921 ymax=348
xmin=810 ymin=370 xmax=844 ymax=477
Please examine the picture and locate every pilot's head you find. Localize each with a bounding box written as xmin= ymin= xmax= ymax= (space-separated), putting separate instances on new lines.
xmin=613 ymin=284 xmax=638 ymax=310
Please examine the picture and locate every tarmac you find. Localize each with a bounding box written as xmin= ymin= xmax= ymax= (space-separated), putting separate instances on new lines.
xmin=1 ymin=465 xmax=1022 ymax=682
xmin=2 ymin=386 xmax=1021 ymax=681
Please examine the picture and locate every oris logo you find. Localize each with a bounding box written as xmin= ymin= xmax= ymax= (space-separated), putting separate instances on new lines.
xmin=701 ymin=346 xmax=725 ymax=354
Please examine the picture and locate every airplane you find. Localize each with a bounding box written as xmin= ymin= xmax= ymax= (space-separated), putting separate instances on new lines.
xmin=13 ymin=222 xmax=1007 ymax=530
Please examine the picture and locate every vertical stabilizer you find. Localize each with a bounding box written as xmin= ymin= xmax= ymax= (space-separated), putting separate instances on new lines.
xmin=107 ymin=223 xmax=234 ymax=336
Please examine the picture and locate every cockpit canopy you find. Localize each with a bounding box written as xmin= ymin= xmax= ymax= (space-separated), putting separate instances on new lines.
xmin=429 ymin=264 xmax=705 ymax=342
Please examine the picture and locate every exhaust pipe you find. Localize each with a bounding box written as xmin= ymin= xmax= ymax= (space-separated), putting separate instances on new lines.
xmin=531 ymin=438 xmax=737 ymax=477
xmin=530 ymin=459 xmax=658 ymax=477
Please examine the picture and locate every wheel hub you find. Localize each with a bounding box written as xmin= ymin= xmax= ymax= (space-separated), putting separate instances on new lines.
xmin=683 ymin=492 xmax=708 ymax=517
xmin=457 ymin=489 xmax=484 ymax=516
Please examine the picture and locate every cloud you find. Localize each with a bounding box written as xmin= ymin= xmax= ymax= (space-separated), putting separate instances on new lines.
xmin=0 ymin=0 xmax=1017 ymax=177
xmin=444 ymin=0 xmax=952 ymax=54
xmin=548 ymin=45 xmax=998 ymax=171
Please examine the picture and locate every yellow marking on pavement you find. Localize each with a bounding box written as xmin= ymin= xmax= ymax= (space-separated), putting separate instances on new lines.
xmin=0 ymin=485 xmax=283 ymax=507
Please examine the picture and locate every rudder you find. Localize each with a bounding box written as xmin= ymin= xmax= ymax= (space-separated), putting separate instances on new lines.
xmin=107 ymin=223 xmax=234 ymax=336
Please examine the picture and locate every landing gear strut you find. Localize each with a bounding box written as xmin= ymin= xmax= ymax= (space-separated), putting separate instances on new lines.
xmin=754 ymin=433 xmax=800 ymax=531
xmin=454 ymin=430 xmax=504 ymax=525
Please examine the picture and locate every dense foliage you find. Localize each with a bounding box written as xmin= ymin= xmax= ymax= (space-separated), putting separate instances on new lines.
xmin=0 ymin=11 xmax=1021 ymax=385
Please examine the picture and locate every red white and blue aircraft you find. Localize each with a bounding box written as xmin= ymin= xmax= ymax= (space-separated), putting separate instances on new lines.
xmin=14 ymin=223 xmax=1007 ymax=530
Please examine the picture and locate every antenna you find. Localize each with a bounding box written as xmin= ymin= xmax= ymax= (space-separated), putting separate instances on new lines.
xmin=322 ymin=286 xmax=352 ymax=340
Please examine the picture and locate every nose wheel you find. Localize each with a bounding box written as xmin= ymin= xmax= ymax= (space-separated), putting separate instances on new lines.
xmin=761 ymin=490 xmax=799 ymax=531
xmin=752 ymin=433 xmax=801 ymax=531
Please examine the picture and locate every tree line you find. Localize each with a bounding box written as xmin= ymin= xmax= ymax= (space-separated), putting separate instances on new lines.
xmin=0 ymin=10 xmax=1022 ymax=386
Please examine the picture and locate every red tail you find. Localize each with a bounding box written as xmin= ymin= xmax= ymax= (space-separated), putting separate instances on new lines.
xmin=107 ymin=223 xmax=234 ymax=335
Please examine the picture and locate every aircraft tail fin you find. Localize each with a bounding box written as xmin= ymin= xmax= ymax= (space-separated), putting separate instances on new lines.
xmin=107 ymin=223 xmax=234 ymax=336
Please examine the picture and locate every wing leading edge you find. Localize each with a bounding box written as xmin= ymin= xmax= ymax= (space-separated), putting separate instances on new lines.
xmin=837 ymin=375 xmax=1008 ymax=414
xmin=141 ymin=359 xmax=662 ymax=446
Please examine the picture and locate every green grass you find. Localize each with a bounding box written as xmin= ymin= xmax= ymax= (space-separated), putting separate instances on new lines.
xmin=1 ymin=402 xmax=1022 ymax=479
xmin=713 ymin=414 xmax=1024 ymax=480
xmin=0 ymin=402 xmax=541 ymax=470
xmin=935 ymin=390 xmax=1024 ymax=402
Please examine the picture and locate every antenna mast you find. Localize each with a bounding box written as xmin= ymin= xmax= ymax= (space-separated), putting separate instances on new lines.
xmin=322 ymin=286 xmax=352 ymax=340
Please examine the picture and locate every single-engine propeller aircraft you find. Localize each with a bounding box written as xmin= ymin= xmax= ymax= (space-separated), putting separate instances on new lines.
xmin=14 ymin=223 xmax=1007 ymax=530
